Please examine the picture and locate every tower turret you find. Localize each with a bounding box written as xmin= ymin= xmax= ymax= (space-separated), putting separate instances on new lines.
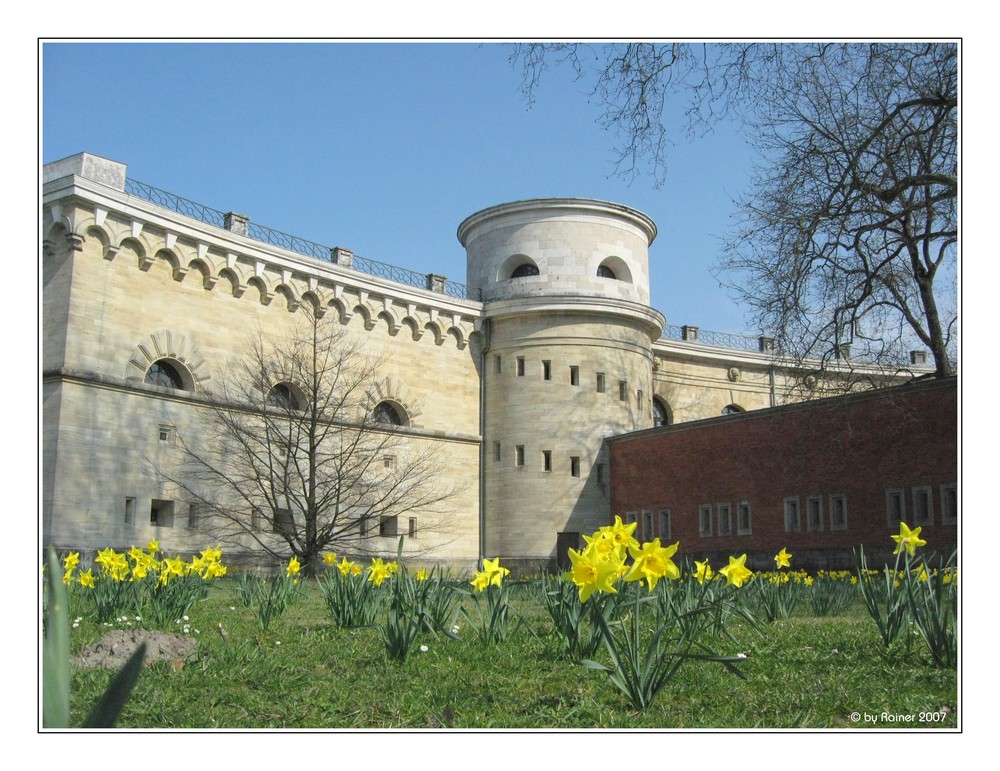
xmin=459 ymin=199 xmax=665 ymax=569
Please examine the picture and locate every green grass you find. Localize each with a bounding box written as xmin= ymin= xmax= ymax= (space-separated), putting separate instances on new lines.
xmin=65 ymin=579 xmax=958 ymax=729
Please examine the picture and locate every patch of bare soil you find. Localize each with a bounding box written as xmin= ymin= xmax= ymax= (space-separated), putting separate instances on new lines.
xmin=74 ymin=630 xmax=197 ymax=670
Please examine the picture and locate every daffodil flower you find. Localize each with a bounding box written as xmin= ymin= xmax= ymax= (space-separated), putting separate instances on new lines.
xmin=890 ymin=522 xmax=927 ymax=556
xmin=694 ymin=559 xmax=713 ymax=584
xmin=286 ymin=556 xmax=301 ymax=577
xmin=719 ymin=554 xmax=753 ymax=588
xmin=624 ymin=539 xmax=680 ymax=591
xmin=774 ymin=547 xmax=792 ymax=569
xmin=566 ymin=544 xmax=621 ymax=602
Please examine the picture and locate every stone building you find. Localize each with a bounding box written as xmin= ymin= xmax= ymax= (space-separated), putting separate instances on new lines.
xmin=41 ymin=152 xmax=934 ymax=571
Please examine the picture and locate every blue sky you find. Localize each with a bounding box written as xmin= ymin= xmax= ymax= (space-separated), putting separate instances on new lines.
xmin=42 ymin=41 xmax=756 ymax=334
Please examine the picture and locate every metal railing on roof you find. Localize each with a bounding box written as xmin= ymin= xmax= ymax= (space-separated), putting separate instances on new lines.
xmin=661 ymin=324 xmax=769 ymax=353
xmin=124 ymin=178 xmax=480 ymax=301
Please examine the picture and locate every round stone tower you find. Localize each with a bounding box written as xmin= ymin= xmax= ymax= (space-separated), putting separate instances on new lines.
xmin=458 ymin=199 xmax=666 ymax=569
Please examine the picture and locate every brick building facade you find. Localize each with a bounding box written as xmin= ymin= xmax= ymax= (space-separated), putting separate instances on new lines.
xmin=607 ymin=376 xmax=958 ymax=571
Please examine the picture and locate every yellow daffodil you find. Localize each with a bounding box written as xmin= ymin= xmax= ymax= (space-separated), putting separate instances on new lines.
xmin=804 ymin=575 xmax=814 ymax=586
xmin=77 ymin=568 xmax=95 ymax=588
xmin=624 ymin=539 xmax=681 ymax=591
xmin=600 ymin=515 xmax=640 ymax=555
xmin=387 ymin=561 xmax=399 ymax=575
xmin=286 ymin=556 xmax=301 ymax=577
xmin=719 ymin=554 xmax=753 ymax=588
xmin=367 ymin=557 xmax=391 ymax=586
xmin=146 ymin=539 xmax=160 ymax=554
xmin=416 ymin=568 xmax=429 ymax=581
xmin=351 ymin=564 xmax=362 ymax=576
xmin=891 ymin=522 xmax=927 ymax=556
xmin=481 ymin=557 xmax=510 ymax=587
xmin=566 ymin=544 xmax=621 ymax=602
xmin=62 ymin=568 xmax=75 ymax=585
xmin=470 ymin=570 xmax=491 ymax=591
xmin=774 ymin=547 xmax=792 ymax=569
xmin=323 ymin=552 xmax=337 ymax=565
xmin=694 ymin=559 xmax=713 ymax=584
xmin=337 ymin=557 xmax=354 ymax=575
xmin=63 ymin=551 xmax=80 ymax=571
xmin=205 ymin=561 xmax=227 ymax=578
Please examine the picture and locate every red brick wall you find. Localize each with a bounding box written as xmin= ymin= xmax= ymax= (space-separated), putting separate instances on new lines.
xmin=608 ymin=377 xmax=957 ymax=571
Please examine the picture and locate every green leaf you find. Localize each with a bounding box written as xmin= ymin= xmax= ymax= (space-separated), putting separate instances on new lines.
xmin=82 ymin=643 xmax=147 ymax=728
xmin=42 ymin=548 xmax=70 ymax=728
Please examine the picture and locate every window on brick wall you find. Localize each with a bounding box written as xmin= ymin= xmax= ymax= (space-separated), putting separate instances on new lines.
xmin=940 ymin=484 xmax=957 ymax=525
xmin=717 ymin=503 xmax=732 ymax=535
xmin=642 ymin=510 xmax=654 ymax=540
xmin=543 ymin=450 xmax=552 ymax=472
xmin=912 ymin=486 xmax=933 ymax=526
xmin=570 ymin=456 xmax=581 ymax=478
xmin=737 ymin=500 xmax=752 ymax=535
xmin=806 ymin=496 xmax=823 ymax=532
xmin=784 ymin=497 xmax=801 ymax=533
xmin=596 ymin=372 xmax=606 ymax=393
xmin=699 ymin=504 xmax=712 ymax=537
xmin=886 ymin=488 xmax=906 ymax=527
xmin=830 ymin=494 xmax=848 ymax=530
xmin=659 ymin=509 xmax=672 ymax=540
xmin=515 ymin=445 xmax=525 ymax=467
xmin=619 ymin=380 xmax=628 ymax=401
xmin=626 ymin=511 xmax=638 ymax=530
xmin=570 ymin=365 xmax=579 ymax=386
xmin=516 ymin=357 xmax=525 ymax=377
xmin=542 ymin=360 xmax=552 ymax=381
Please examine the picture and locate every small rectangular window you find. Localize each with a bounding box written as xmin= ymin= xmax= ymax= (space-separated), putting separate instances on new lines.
xmin=494 ymin=355 xmax=502 ymax=374
xmin=359 ymin=515 xmax=371 ymax=537
xmin=637 ymin=389 xmax=643 ymax=408
xmin=717 ymin=503 xmax=732 ymax=535
xmin=516 ymin=357 xmax=525 ymax=377
xmin=619 ymin=380 xmax=628 ymax=401
xmin=886 ymin=488 xmax=905 ymax=526
xmin=642 ymin=510 xmax=654 ymax=540
xmin=659 ymin=509 xmax=672 ymax=540
xmin=596 ymin=373 xmax=606 ymax=393
xmin=543 ymin=450 xmax=552 ymax=472
xmin=383 ymin=455 xmax=396 ymax=470
xmin=408 ymin=517 xmax=417 ymax=538
xmin=737 ymin=500 xmax=752 ymax=535
xmin=274 ymin=507 xmax=295 ymax=537
xmin=830 ymin=493 xmax=848 ymax=530
xmin=626 ymin=511 xmax=638 ymax=529
xmin=158 ymin=424 xmax=174 ymax=444
xmin=515 ymin=445 xmax=525 ymax=467
xmin=940 ymin=484 xmax=957 ymax=525
xmin=542 ymin=360 xmax=552 ymax=381
xmin=252 ymin=506 xmax=262 ymax=531
xmin=124 ymin=497 xmax=136 ymax=525
xmin=570 ymin=366 xmax=579 ymax=386
xmin=784 ymin=497 xmax=801 ymax=533
xmin=379 ymin=515 xmax=398 ymax=537
xmin=912 ymin=486 xmax=933 ymax=525
xmin=570 ymin=456 xmax=581 ymax=478
xmin=494 ymin=441 xmax=501 ymax=463
xmin=698 ymin=504 xmax=712 ymax=537
xmin=188 ymin=503 xmax=202 ymax=530
xmin=807 ymin=496 xmax=823 ymax=532
xmin=150 ymin=499 xmax=175 ymax=528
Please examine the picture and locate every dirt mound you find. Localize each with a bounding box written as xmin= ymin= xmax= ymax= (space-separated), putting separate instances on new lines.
xmin=74 ymin=630 xmax=197 ymax=669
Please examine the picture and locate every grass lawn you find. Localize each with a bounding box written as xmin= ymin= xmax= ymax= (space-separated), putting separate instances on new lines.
xmin=65 ymin=578 xmax=958 ymax=730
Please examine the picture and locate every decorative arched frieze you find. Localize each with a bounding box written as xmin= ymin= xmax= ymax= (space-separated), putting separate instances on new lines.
xmin=354 ymin=304 xmax=376 ymax=331
xmin=246 ymin=275 xmax=274 ymax=305
xmin=218 ymin=267 xmax=247 ymax=298
xmin=424 ymin=319 xmax=445 ymax=346
xmin=275 ymin=284 xmax=299 ymax=312
xmin=377 ymin=309 xmax=400 ymax=337
xmin=188 ymin=258 xmax=218 ymax=290
xmin=126 ymin=330 xmax=211 ymax=392
xmin=402 ymin=317 xmax=423 ymax=341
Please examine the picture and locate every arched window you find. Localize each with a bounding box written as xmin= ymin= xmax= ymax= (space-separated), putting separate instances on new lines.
xmin=510 ymin=263 xmax=540 ymax=279
xmin=597 ymin=264 xmax=617 ymax=279
xmin=653 ymin=398 xmax=671 ymax=427
xmin=145 ymin=359 xmax=186 ymax=390
xmin=722 ymin=404 xmax=745 ymax=415
xmin=373 ymin=401 xmax=404 ymax=426
xmin=266 ymin=383 xmax=301 ymax=411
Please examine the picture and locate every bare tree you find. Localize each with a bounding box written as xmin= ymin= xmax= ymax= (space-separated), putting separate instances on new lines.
xmin=511 ymin=42 xmax=958 ymax=379
xmin=163 ymin=307 xmax=462 ymax=575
